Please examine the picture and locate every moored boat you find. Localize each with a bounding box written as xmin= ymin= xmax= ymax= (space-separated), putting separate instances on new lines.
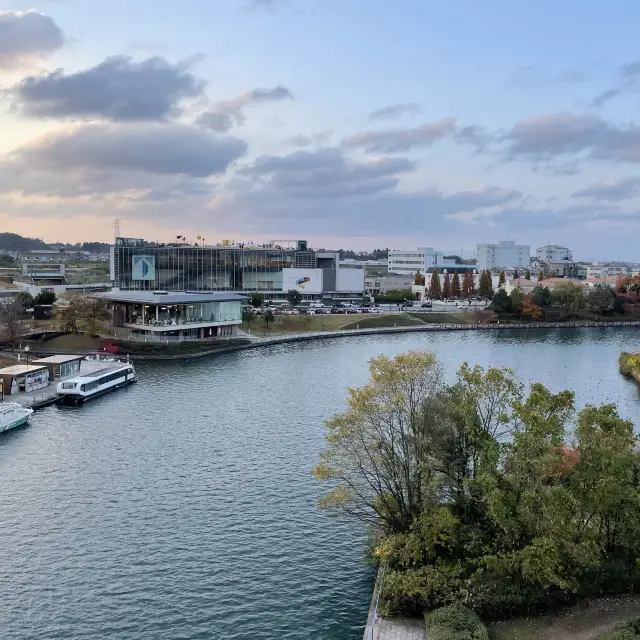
xmin=57 ymin=362 xmax=137 ymax=405
xmin=0 ymin=403 xmax=34 ymax=433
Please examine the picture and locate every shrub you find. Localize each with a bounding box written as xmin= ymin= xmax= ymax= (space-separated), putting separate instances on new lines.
xmin=424 ymin=605 xmax=489 ymax=640
xmin=619 ymin=352 xmax=640 ymax=377
xmin=598 ymin=617 xmax=640 ymax=639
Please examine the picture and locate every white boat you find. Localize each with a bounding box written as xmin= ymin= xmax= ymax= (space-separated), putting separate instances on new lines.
xmin=57 ymin=362 xmax=137 ymax=405
xmin=0 ymin=403 xmax=34 ymax=433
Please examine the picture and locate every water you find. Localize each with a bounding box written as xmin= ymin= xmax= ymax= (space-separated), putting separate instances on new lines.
xmin=1 ymin=328 xmax=640 ymax=640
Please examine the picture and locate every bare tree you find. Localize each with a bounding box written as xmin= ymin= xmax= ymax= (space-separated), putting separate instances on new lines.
xmin=81 ymin=297 xmax=109 ymax=335
xmin=0 ymin=298 xmax=27 ymax=348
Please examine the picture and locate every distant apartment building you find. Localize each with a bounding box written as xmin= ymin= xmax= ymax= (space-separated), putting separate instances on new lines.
xmin=387 ymin=247 xmax=455 ymax=275
xmin=365 ymin=274 xmax=415 ymax=296
xmin=536 ymin=245 xmax=573 ymax=262
xmin=586 ymin=264 xmax=629 ymax=281
xmin=476 ymin=241 xmax=530 ymax=270
xmin=18 ymin=250 xmax=67 ymax=286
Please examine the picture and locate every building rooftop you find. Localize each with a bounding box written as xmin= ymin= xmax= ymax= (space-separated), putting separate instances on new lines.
xmin=96 ymin=291 xmax=247 ymax=305
xmin=0 ymin=364 xmax=48 ymax=375
xmin=32 ymin=355 xmax=85 ymax=365
xmin=507 ymin=278 xmax=538 ymax=287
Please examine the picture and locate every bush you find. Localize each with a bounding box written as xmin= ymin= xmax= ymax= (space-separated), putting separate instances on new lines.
xmin=598 ymin=617 xmax=640 ymax=639
xmin=619 ymin=352 xmax=640 ymax=377
xmin=424 ymin=605 xmax=489 ymax=640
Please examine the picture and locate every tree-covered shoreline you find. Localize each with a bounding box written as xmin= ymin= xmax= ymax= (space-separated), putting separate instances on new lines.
xmin=314 ymin=351 xmax=640 ymax=624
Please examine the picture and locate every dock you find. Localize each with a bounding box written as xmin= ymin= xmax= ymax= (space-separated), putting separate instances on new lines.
xmin=1 ymin=355 xmax=129 ymax=410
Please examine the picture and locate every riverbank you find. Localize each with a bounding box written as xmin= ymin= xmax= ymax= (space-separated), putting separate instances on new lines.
xmin=619 ymin=351 xmax=640 ymax=384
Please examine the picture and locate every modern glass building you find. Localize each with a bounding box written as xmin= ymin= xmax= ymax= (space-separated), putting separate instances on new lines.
xmin=110 ymin=238 xmax=365 ymax=301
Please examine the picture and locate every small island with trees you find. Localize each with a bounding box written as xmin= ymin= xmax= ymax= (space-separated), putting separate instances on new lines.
xmin=314 ymin=351 xmax=640 ymax=639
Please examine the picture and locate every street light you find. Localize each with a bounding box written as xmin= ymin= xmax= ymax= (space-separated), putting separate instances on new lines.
xmin=24 ymin=344 xmax=30 ymax=369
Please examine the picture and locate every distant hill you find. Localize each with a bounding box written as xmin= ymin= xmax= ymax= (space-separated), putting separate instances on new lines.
xmin=0 ymin=233 xmax=48 ymax=252
xmin=0 ymin=233 xmax=111 ymax=254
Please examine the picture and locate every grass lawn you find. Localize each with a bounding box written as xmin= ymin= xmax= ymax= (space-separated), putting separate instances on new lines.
xmin=242 ymin=313 xmax=429 ymax=336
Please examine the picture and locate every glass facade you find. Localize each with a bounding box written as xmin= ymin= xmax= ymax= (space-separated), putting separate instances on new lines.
xmin=113 ymin=239 xmax=316 ymax=293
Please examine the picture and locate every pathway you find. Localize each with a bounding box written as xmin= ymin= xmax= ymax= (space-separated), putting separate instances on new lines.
xmin=373 ymin=617 xmax=425 ymax=640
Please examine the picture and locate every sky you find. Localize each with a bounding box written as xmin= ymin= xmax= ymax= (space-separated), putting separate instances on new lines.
xmin=2 ymin=1 xmax=640 ymax=259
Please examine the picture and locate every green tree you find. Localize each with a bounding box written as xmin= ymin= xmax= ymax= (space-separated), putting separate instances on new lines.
xmin=498 ymin=271 xmax=506 ymax=286
xmin=531 ymin=285 xmax=551 ymax=308
xmin=249 ymin=292 xmax=265 ymax=308
xmin=510 ymin=288 xmax=524 ymax=315
xmin=15 ymin=291 xmax=34 ymax=308
xmin=429 ymin=272 xmax=442 ymax=300
xmin=513 ymin=269 xmax=520 ymax=279
xmin=263 ymin=308 xmax=275 ymax=335
xmin=286 ymin=289 xmax=302 ymax=308
xmin=588 ymin=285 xmax=616 ymax=317
xmin=478 ymin=271 xmax=488 ymax=298
xmin=553 ymin=281 xmax=587 ymax=318
xmin=451 ymin=272 xmax=461 ymax=298
xmin=490 ymin=289 xmax=512 ymax=314
xmin=525 ymin=269 xmax=531 ymax=280
xmin=34 ymin=291 xmax=56 ymax=305
xmin=442 ymin=273 xmax=451 ymax=299
xmin=242 ymin=308 xmax=255 ymax=331
xmin=538 ymin=269 xmax=545 ymax=282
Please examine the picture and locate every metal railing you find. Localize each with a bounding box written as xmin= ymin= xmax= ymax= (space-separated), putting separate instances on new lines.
xmin=366 ymin=565 xmax=386 ymax=640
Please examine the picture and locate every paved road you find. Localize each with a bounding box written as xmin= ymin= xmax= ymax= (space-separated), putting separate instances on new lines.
xmin=374 ymin=617 xmax=425 ymax=640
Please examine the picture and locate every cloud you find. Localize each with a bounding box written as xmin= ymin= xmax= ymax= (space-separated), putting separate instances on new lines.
xmin=9 ymin=55 xmax=205 ymax=120
xmin=0 ymin=123 xmax=247 ymax=200
xmin=283 ymin=131 xmax=333 ymax=147
xmin=342 ymin=117 xmax=456 ymax=153
xmin=196 ymin=85 xmax=293 ymax=132
xmin=368 ymin=103 xmax=422 ymax=121
xmin=572 ymin=177 xmax=640 ymax=201
xmin=238 ymin=147 xmax=417 ymax=197
xmin=0 ymin=10 xmax=64 ymax=68
xmin=591 ymin=60 xmax=640 ymax=107
xmin=501 ymin=111 xmax=640 ymax=163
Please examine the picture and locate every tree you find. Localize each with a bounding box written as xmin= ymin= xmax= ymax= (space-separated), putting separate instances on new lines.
xmin=490 ymin=289 xmax=512 ymax=314
xmin=15 ymin=291 xmax=34 ymax=309
xmin=510 ymin=288 xmax=524 ymax=315
xmin=538 ymin=269 xmax=545 ymax=282
xmin=315 ymin=349 xmax=640 ymax=619
xmin=522 ymin=295 xmax=542 ymax=319
xmin=81 ymin=297 xmax=109 ymax=335
xmin=34 ymin=291 xmax=56 ymax=306
xmin=249 ymin=292 xmax=265 ymax=308
xmin=525 ymin=269 xmax=531 ymax=280
xmin=0 ymin=298 xmax=27 ymax=347
xmin=498 ymin=271 xmax=506 ymax=286
xmin=54 ymin=297 xmax=82 ymax=332
xmin=588 ymin=285 xmax=616 ymax=316
xmin=513 ymin=269 xmax=520 ymax=279
xmin=462 ymin=273 xmax=470 ymax=298
xmin=263 ymin=308 xmax=275 ymax=335
xmin=286 ymin=289 xmax=302 ymax=308
xmin=414 ymin=270 xmax=425 ymax=286
xmin=242 ymin=308 xmax=255 ymax=331
xmin=429 ymin=272 xmax=441 ymax=299
xmin=485 ymin=271 xmax=494 ymax=298
xmin=442 ymin=273 xmax=451 ymax=299
xmin=531 ymin=285 xmax=552 ymax=308
xmin=451 ymin=272 xmax=461 ymax=298
xmin=552 ymin=281 xmax=587 ymax=318
xmin=467 ymin=272 xmax=476 ymax=296
xmin=478 ymin=271 xmax=488 ymax=298
xmin=314 ymin=351 xmax=446 ymax=531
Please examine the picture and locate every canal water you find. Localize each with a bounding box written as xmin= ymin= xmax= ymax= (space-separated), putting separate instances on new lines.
xmin=1 ymin=328 xmax=640 ymax=640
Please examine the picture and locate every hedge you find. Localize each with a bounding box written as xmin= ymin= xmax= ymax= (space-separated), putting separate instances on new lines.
xmin=598 ymin=617 xmax=640 ymax=639
xmin=424 ymin=605 xmax=489 ymax=640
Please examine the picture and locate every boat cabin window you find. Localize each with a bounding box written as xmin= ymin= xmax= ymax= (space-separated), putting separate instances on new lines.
xmin=61 ymin=382 xmax=77 ymax=390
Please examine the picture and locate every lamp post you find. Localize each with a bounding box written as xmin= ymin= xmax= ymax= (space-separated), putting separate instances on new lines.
xmin=24 ymin=345 xmax=31 ymax=393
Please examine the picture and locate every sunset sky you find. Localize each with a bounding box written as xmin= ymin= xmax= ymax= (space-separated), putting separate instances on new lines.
xmin=2 ymin=0 xmax=640 ymax=258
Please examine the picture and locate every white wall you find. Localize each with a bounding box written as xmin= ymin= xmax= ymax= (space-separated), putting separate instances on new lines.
xmin=281 ymin=268 xmax=323 ymax=293
xmin=477 ymin=242 xmax=530 ymax=270
xmin=336 ymin=267 xmax=365 ymax=292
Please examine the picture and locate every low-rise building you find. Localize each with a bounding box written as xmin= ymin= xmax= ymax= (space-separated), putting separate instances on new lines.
xmin=387 ymin=247 xmax=455 ymax=275
xmin=504 ymin=278 xmax=538 ymax=295
xmin=365 ymin=274 xmax=415 ymax=295
xmin=97 ymin=290 xmax=246 ymax=341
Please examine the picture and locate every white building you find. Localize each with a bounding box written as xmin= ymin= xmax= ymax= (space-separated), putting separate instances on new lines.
xmin=586 ymin=264 xmax=629 ymax=281
xmin=387 ymin=247 xmax=455 ymax=275
xmin=476 ymin=241 xmax=530 ymax=270
xmin=536 ymin=245 xmax=573 ymax=262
